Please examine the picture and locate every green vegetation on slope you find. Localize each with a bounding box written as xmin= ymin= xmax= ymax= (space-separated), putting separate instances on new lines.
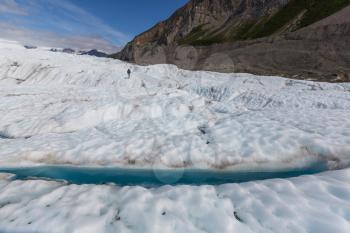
xmin=178 ymin=0 xmax=350 ymax=46
xmin=246 ymin=0 xmax=307 ymax=39
xmin=299 ymin=0 xmax=350 ymax=28
xmin=178 ymin=24 xmax=210 ymax=45
xmin=248 ymin=0 xmax=350 ymax=39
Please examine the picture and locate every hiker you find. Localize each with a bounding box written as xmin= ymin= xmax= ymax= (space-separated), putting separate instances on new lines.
xmin=127 ymin=69 xmax=131 ymax=79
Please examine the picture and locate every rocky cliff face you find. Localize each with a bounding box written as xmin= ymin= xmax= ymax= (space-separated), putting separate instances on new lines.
xmin=117 ymin=0 xmax=289 ymax=61
xmin=133 ymin=0 xmax=288 ymax=45
xmin=114 ymin=0 xmax=350 ymax=82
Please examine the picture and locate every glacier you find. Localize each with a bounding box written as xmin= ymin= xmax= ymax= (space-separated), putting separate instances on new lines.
xmin=0 ymin=39 xmax=350 ymax=233
xmin=0 ymin=169 xmax=350 ymax=233
xmin=0 ymin=39 xmax=350 ymax=170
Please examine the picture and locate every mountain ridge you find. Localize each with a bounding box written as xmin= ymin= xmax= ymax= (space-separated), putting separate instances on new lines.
xmin=114 ymin=0 xmax=350 ymax=82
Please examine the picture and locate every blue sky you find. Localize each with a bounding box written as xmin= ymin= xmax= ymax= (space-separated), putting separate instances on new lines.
xmin=0 ymin=0 xmax=188 ymax=52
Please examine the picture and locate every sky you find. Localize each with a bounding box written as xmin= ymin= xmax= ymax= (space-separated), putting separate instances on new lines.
xmin=0 ymin=0 xmax=188 ymax=53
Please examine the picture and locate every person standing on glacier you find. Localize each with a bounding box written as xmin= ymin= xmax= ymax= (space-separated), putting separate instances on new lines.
xmin=127 ymin=68 xmax=131 ymax=79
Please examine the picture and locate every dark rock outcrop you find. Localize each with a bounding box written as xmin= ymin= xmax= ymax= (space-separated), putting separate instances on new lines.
xmin=62 ymin=48 xmax=75 ymax=54
xmin=80 ymin=49 xmax=108 ymax=58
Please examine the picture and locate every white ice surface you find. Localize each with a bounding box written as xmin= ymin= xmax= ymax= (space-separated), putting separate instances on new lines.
xmin=1 ymin=39 xmax=350 ymax=169
xmin=1 ymin=39 xmax=350 ymax=233
xmin=0 ymin=169 xmax=349 ymax=233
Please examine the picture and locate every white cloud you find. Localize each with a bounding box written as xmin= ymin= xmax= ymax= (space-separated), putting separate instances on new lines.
xmin=0 ymin=0 xmax=129 ymax=52
xmin=0 ymin=0 xmax=27 ymax=15
xmin=0 ymin=22 xmax=121 ymax=53
xmin=45 ymin=0 xmax=130 ymax=43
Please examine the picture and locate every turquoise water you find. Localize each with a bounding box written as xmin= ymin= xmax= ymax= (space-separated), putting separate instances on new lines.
xmin=0 ymin=162 xmax=329 ymax=187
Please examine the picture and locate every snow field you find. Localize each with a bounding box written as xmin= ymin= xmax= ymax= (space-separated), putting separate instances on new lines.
xmin=0 ymin=169 xmax=349 ymax=233
xmin=1 ymin=40 xmax=350 ymax=169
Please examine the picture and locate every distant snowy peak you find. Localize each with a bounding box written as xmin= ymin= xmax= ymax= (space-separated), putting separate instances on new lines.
xmin=62 ymin=48 xmax=75 ymax=54
xmin=50 ymin=48 xmax=75 ymax=54
xmin=79 ymin=49 xmax=109 ymax=58
xmin=23 ymin=45 xmax=37 ymax=49
xmin=0 ymin=38 xmax=111 ymax=58
xmin=49 ymin=47 xmax=109 ymax=57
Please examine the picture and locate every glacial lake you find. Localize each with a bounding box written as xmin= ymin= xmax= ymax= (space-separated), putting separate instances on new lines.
xmin=0 ymin=162 xmax=329 ymax=187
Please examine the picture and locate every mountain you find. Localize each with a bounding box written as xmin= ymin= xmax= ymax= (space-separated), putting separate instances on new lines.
xmin=114 ymin=0 xmax=350 ymax=82
xmin=49 ymin=48 xmax=108 ymax=57
xmin=80 ymin=49 xmax=108 ymax=58
xmin=50 ymin=48 xmax=76 ymax=54
xmin=62 ymin=48 xmax=76 ymax=54
xmin=24 ymin=45 xmax=37 ymax=49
